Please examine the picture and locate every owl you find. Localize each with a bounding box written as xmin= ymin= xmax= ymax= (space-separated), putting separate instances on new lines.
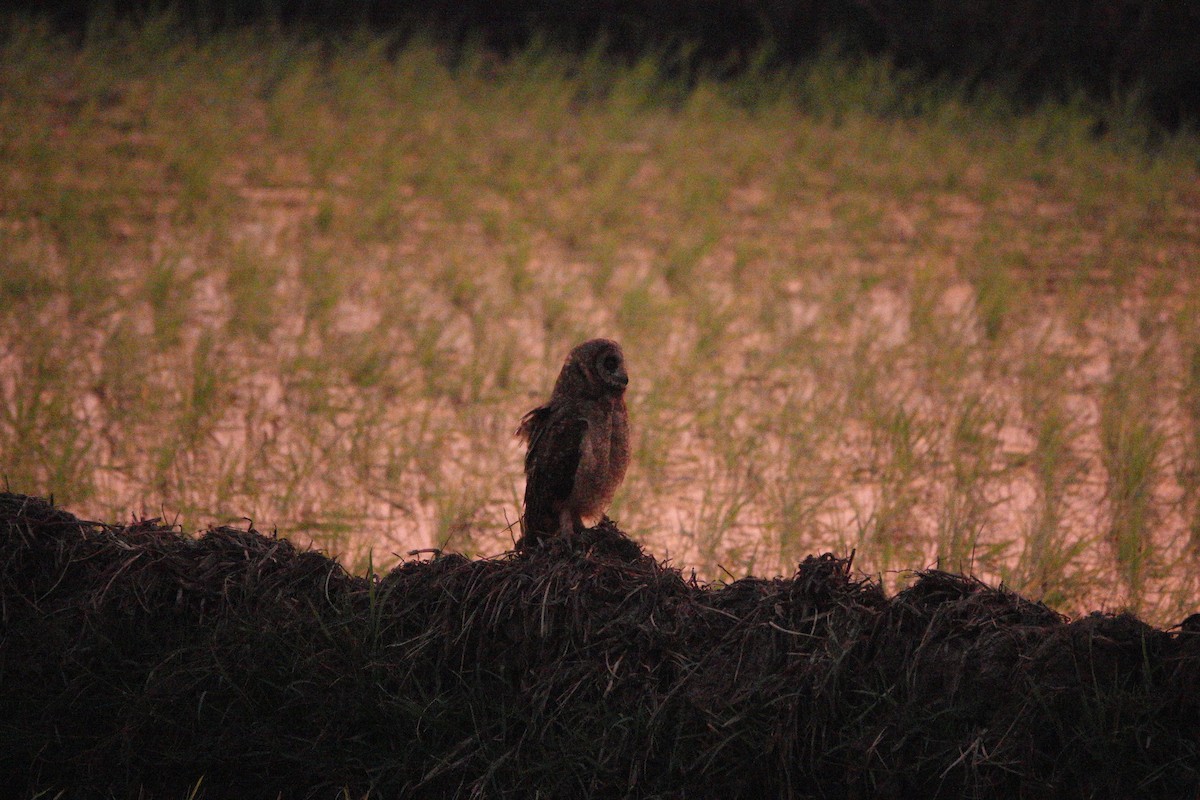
xmin=517 ymin=338 xmax=631 ymax=548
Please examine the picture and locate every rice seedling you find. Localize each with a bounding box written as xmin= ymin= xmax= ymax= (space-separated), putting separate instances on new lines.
xmin=1100 ymin=351 xmax=1165 ymax=612
xmin=1 ymin=10 xmax=1198 ymax=623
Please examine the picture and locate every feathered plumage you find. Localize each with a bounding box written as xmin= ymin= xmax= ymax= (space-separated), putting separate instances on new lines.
xmin=517 ymin=339 xmax=630 ymax=548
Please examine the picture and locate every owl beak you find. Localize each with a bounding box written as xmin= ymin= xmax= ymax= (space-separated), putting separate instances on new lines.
xmin=614 ymin=369 xmax=629 ymax=387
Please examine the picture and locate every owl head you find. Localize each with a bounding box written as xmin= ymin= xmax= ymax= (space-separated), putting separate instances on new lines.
xmin=552 ymin=338 xmax=628 ymax=400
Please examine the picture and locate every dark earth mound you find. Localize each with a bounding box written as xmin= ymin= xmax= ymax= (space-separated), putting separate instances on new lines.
xmin=1 ymin=492 xmax=1197 ymax=798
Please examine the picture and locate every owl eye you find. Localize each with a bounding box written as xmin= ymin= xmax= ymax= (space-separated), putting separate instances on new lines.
xmin=601 ymin=354 xmax=621 ymax=373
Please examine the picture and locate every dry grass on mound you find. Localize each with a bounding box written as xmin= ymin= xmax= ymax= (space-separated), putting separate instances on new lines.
xmin=1 ymin=492 xmax=1198 ymax=799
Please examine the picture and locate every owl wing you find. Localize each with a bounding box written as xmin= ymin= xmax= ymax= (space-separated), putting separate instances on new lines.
xmin=518 ymin=404 xmax=588 ymax=543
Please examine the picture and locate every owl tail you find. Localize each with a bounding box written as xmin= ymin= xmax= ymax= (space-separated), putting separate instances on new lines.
xmin=518 ymin=504 xmax=556 ymax=550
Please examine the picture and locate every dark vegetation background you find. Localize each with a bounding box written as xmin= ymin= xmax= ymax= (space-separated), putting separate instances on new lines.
xmin=17 ymin=0 xmax=1200 ymax=129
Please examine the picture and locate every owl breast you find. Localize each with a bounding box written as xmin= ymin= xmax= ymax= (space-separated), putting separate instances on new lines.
xmin=571 ymin=397 xmax=630 ymax=526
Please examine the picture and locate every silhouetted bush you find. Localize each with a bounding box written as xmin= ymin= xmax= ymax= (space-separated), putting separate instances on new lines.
xmin=12 ymin=0 xmax=1198 ymax=126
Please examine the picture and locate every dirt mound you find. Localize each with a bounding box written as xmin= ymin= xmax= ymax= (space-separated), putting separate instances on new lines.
xmin=2 ymin=493 xmax=1197 ymax=798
